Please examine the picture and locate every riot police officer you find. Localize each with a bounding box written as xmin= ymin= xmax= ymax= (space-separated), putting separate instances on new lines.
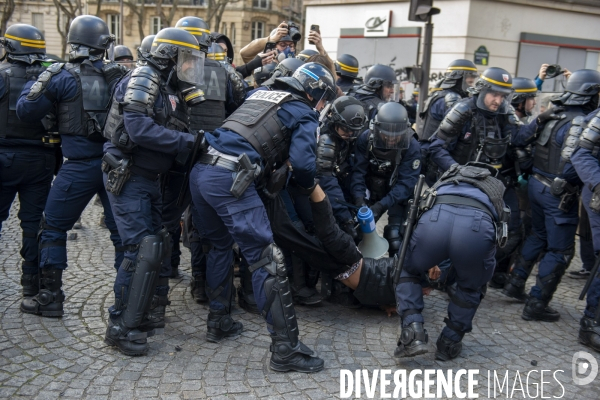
xmin=417 ymin=59 xmax=478 ymax=141
xmin=395 ymin=163 xmax=509 ymax=360
xmin=189 ymin=62 xmax=337 ymax=372
xmin=570 ymin=107 xmax=600 ymax=352
xmin=17 ymin=15 xmax=125 ymax=317
xmin=101 ymin=28 xmax=203 ymax=356
xmin=296 ymin=49 xmax=318 ymax=62
xmin=253 ymin=61 xmax=277 ymax=87
xmin=0 ymin=24 xmax=57 ymax=298
xmin=502 ymin=69 xmax=600 ymax=321
xmin=335 ymin=54 xmax=359 ymax=94
xmin=113 ymin=45 xmax=134 ymax=69
xmin=351 ymin=102 xmax=421 ymax=257
xmin=316 ymin=96 xmax=366 ymax=237
xmin=350 ymin=63 xmax=399 ymax=121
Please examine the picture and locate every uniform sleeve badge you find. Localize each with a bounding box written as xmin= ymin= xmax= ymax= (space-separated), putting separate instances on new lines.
xmin=169 ymin=95 xmax=178 ymax=112
xmin=412 ymin=159 xmax=421 ymax=170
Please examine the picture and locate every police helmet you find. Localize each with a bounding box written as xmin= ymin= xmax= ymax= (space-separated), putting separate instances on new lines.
xmin=253 ymin=61 xmax=277 ymax=86
xmin=372 ymin=102 xmax=410 ymax=150
xmin=552 ymin=69 xmax=600 ymax=107
xmin=335 ymin=54 xmax=359 ymax=79
xmin=151 ymin=28 xmax=200 ymax=59
xmin=296 ymin=49 xmax=318 ymax=62
xmin=212 ymin=33 xmax=234 ymax=63
xmin=511 ymin=77 xmax=537 ymax=104
xmin=473 ymin=67 xmax=514 ymax=113
xmin=0 ymin=24 xmax=46 ymax=56
xmin=412 ymin=87 xmax=420 ymax=97
xmin=364 ymin=64 xmax=398 ymax=87
xmin=291 ymin=62 xmax=337 ymax=107
xmin=261 ymin=57 xmax=304 ymax=87
xmin=207 ymin=42 xmax=227 ymax=61
xmin=176 ymin=16 xmax=211 ymax=53
xmin=67 ymin=15 xmax=114 ymax=50
xmin=441 ymin=59 xmax=479 ymax=93
xmin=329 ymin=96 xmax=366 ymax=140
xmin=113 ymin=45 xmax=133 ymax=61
xmin=138 ymin=35 xmax=155 ymax=59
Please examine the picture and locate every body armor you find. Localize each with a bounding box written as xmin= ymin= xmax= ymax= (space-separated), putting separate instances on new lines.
xmin=103 ymin=65 xmax=190 ymax=153
xmin=561 ymin=116 xmax=587 ymax=164
xmin=357 ymin=94 xmax=385 ymax=120
xmin=417 ymin=89 xmax=461 ymax=140
xmin=365 ymin=134 xmax=403 ymax=202
xmin=57 ymin=61 xmax=113 ymax=140
xmin=533 ymin=110 xmax=583 ymax=175
xmin=575 ymin=111 xmax=600 ymax=161
xmin=221 ymin=89 xmax=310 ymax=172
xmin=315 ymin=130 xmax=352 ymax=179
xmin=190 ymin=59 xmax=227 ymax=132
xmin=0 ymin=62 xmax=47 ymax=140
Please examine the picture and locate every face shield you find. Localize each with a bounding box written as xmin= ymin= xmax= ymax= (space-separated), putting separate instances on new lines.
xmin=476 ymin=86 xmax=514 ymax=113
xmin=462 ymin=71 xmax=479 ymax=92
xmin=177 ymin=47 xmax=205 ymax=86
xmin=381 ymin=81 xmax=400 ymax=102
xmin=372 ymin=120 xmax=410 ymax=150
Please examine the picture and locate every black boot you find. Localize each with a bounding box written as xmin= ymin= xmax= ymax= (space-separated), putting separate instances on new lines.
xmin=169 ymin=262 xmax=181 ymax=279
xmin=21 ymin=273 xmax=39 ymax=297
xmin=394 ymin=322 xmax=429 ymax=358
xmin=139 ymin=295 xmax=170 ymax=333
xmin=190 ymin=274 xmax=208 ymax=303
xmin=502 ymin=273 xmax=528 ymax=301
xmin=20 ymin=268 xmax=64 ymax=317
xmin=435 ymin=333 xmax=463 ymax=361
xmin=488 ymin=272 xmax=508 ymax=289
xmin=270 ymin=335 xmax=324 ymax=373
xmin=579 ymin=312 xmax=600 ymax=352
xmin=522 ymin=297 xmax=560 ymax=322
xmin=104 ymin=317 xmax=149 ymax=356
xmin=290 ymin=254 xmax=322 ymax=306
xmin=237 ymin=268 xmax=259 ymax=314
xmin=206 ymin=308 xmax=243 ymax=343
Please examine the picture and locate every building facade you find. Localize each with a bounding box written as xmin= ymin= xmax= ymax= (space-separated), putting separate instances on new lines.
xmin=303 ymin=0 xmax=600 ymax=92
xmin=1 ymin=0 xmax=302 ymax=66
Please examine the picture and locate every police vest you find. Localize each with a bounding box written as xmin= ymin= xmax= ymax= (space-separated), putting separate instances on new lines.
xmin=533 ymin=110 xmax=583 ymax=175
xmin=0 ymin=61 xmax=47 ymax=141
xmin=190 ymin=59 xmax=227 ymax=132
xmin=357 ymin=95 xmax=384 ymax=120
xmin=58 ymin=61 xmax=111 ymax=141
xmin=221 ymin=89 xmax=310 ymax=172
xmin=417 ymin=89 xmax=461 ymax=141
xmin=316 ymin=129 xmax=352 ymax=178
xmin=450 ymin=102 xmax=510 ymax=166
xmin=103 ymin=67 xmax=190 ymax=154
xmin=365 ymin=133 xmax=404 ymax=202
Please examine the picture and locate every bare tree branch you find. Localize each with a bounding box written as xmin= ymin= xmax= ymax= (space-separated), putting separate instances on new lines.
xmin=206 ymin=0 xmax=241 ymax=31
xmin=0 ymin=0 xmax=16 ymax=36
xmin=125 ymin=0 xmax=147 ymax=42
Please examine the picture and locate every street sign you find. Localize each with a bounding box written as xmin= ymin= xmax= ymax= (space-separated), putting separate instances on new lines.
xmin=474 ymin=45 xmax=489 ymax=66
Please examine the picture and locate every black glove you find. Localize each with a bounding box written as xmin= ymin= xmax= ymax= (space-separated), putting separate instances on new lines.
xmin=537 ymin=106 xmax=565 ymax=126
xmin=354 ymin=197 xmax=367 ymax=208
xmin=341 ymin=220 xmax=358 ymax=241
xmin=102 ymin=62 xmax=126 ymax=86
xmin=370 ymin=202 xmax=386 ymax=221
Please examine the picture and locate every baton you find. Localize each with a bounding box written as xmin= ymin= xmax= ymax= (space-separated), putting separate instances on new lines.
xmin=393 ymin=174 xmax=425 ymax=285
xmin=580 ymin=254 xmax=600 ymax=300
xmin=335 ymin=198 xmax=361 ymax=210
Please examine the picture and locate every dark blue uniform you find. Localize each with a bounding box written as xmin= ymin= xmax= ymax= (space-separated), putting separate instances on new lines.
xmin=15 ymin=61 xmax=124 ymax=276
xmin=396 ymin=183 xmax=498 ymax=343
xmin=0 ymin=63 xmax=56 ymax=285
xmin=104 ymin=73 xmax=194 ymax=311
xmin=190 ymin=100 xmax=317 ymax=316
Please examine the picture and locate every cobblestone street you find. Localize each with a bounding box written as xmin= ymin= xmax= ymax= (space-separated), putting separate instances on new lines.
xmin=1 ymin=201 xmax=599 ymax=399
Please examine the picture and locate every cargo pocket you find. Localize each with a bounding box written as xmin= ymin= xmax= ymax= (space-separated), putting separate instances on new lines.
xmin=50 ymin=178 xmax=72 ymax=202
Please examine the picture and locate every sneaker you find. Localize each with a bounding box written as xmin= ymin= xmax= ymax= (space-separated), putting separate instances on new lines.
xmin=568 ymin=268 xmax=591 ymax=279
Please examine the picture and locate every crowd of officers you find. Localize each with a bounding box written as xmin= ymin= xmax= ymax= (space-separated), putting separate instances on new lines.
xmin=1 ymin=15 xmax=600 ymax=373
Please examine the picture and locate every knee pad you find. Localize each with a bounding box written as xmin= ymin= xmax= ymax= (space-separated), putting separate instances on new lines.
xmin=384 ymin=225 xmax=402 ymax=256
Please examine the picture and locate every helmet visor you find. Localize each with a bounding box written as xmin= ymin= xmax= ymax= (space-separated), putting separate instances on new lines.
xmin=381 ymin=81 xmax=401 ymax=102
xmin=462 ymin=71 xmax=479 ymax=92
xmin=476 ymin=86 xmax=514 ymax=113
xmin=373 ymin=121 xmax=410 ymax=150
xmin=177 ymin=48 xmax=205 ymax=86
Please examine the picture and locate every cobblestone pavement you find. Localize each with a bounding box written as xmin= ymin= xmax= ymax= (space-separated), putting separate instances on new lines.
xmin=1 ymin=200 xmax=599 ymax=399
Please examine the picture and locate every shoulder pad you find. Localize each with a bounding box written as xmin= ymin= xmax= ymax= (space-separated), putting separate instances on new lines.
xmin=246 ymin=90 xmax=291 ymax=104
xmin=562 ymin=118 xmax=587 ymax=163
xmin=318 ymin=132 xmax=337 ymax=147
xmin=123 ymin=66 xmax=160 ymax=114
xmin=505 ymin=105 xmax=523 ymax=126
xmin=444 ymin=91 xmax=461 ymax=108
xmin=26 ymin=62 xmax=64 ymax=101
xmin=579 ymin=116 xmax=600 ymax=152
xmin=437 ymin=100 xmax=473 ymax=142
xmin=572 ymin=115 xmax=585 ymax=127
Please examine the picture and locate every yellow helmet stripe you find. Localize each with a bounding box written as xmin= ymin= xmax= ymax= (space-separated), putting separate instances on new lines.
xmin=514 ymin=87 xmax=537 ymax=93
xmin=447 ymin=66 xmax=478 ymax=71
xmin=181 ymin=27 xmax=211 ymax=35
xmin=153 ymin=38 xmax=198 ymax=50
xmin=209 ymin=54 xmax=225 ymax=60
xmin=480 ymin=74 xmax=512 ymax=88
xmin=184 ymin=90 xmax=205 ymax=102
xmin=5 ymin=33 xmax=45 ymax=45
xmin=336 ymin=60 xmax=359 ymax=73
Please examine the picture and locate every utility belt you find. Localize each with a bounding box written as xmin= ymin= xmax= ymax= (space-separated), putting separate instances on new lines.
xmin=419 ymin=193 xmax=509 ymax=248
xmin=42 ymin=134 xmax=61 ymax=148
xmin=533 ymin=173 xmax=579 ymax=212
xmin=198 ymin=152 xmax=261 ymax=199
